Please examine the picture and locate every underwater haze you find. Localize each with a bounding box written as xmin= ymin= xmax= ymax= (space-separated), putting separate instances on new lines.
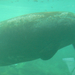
xmin=0 ymin=0 xmax=75 ymax=75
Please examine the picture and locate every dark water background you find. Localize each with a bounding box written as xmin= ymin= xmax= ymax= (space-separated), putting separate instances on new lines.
xmin=0 ymin=0 xmax=75 ymax=75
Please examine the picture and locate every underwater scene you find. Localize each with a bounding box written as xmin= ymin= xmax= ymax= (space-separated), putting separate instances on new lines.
xmin=0 ymin=0 xmax=75 ymax=75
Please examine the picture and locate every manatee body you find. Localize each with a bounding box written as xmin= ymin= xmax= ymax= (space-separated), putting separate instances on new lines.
xmin=0 ymin=12 xmax=75 ymax=66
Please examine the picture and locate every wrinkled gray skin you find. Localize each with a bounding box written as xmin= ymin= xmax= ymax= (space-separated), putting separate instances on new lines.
xmin=0 ymin=12 xmax=75 ymax=66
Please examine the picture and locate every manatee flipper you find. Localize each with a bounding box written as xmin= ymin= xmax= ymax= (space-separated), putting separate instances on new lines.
xmin=39 ymin=42 xmax=59 ymax=60
xmin=73 ymin=43 xmax=75 ymax=49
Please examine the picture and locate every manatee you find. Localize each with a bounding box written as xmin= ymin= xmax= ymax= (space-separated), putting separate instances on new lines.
xmin=0 ymin=11 xmax=75 ymax=66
